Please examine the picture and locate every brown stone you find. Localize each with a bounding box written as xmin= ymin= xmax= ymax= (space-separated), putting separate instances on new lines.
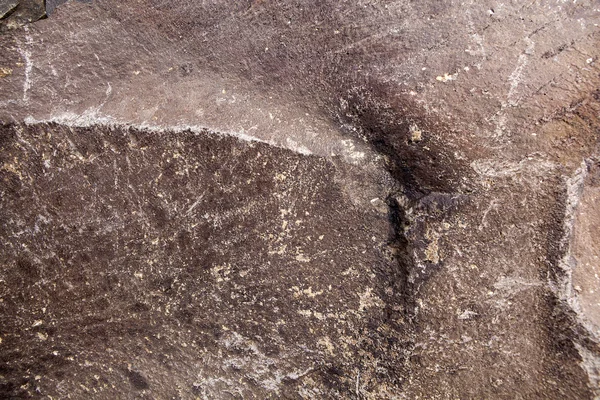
xmin=0 ymin=1 xmax=599 ymax=398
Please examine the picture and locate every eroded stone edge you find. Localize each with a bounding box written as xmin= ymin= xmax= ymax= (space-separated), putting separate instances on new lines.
xmin=555 ymin=160 xmax=600 ymax=394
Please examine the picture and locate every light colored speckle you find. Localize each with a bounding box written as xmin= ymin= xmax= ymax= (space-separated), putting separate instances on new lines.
xmin=409 ymin=124 xmax=422 ymax=142
xmin=295 ymin=253 xmax=311 ymax=262
xmin=317 ymin=336 xmax=335 ymax=355
xmin=0 ymin=67 xmax=12 ymax=78
xmin=358 ymin=288 xmax=384 ymax=312
xmin=211 ymin=264 xmax=232 ymax=282
xmin=424 ymin=229 xmax=440 ymax=264
xmin=275 ymin=173 xmax=286 ymax=182
xmin=298 ymin=309 xmax=312 ymax=318
xmin=436 ymin=72 xmax=458 ymax=82
xmin=341 ymin=139 xmax=365 ymax=161
xmin=291 ymin=286 xmax=324 ymax=298
xmin=458 ymin=309 xmax=478 ymax=320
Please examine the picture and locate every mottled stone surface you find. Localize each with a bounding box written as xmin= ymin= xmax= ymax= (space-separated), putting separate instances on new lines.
xmin=0 ymin=0 xmax=599 ymax=398
xmin=0 ymin=1 xmax=19 ymax=19
xmin=45 ymin=0 xmax=70 ymax=15
xmin=572 ymin=160 xmax=600 ymax=336
xmin=0 ymin=0 xmax=44 ymax=29
xmin=0 ymin=122 xmax=406 ymax=398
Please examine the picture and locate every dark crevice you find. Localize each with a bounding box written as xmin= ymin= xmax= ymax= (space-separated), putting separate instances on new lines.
xmin=384 ymin=195 xmax=415 ymax=321
xmin=330 ymin=80 xmax=466 ymax=306
xmin=327 ymin=78 xmax=485 ymax=395
xmin=327 ymin=83 xmax=460 ymax=391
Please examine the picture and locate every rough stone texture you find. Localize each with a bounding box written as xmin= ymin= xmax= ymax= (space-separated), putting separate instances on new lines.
xmin=0 ymin=0 xmax=599 ymax=398
xmin=0 ymin=123 xmax=403 ymax=398
xmin=0 ymin=0 xmax=44 ymax=29
xmin=572 ymin=159 xmax=600 ymax=336
xmin=45 ymin=0 xmax=71 ymax=15
xmin=0 ymin=1 xmax=19 ymax=20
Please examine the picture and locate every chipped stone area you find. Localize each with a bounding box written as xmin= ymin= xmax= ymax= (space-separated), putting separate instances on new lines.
xmin=561 ymin=158 xmax=600 ymax=391
xmin=573 ymin=176 xmax=600 ymax=336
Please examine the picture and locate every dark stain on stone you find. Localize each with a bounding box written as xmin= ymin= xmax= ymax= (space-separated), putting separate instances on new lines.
xmin=331 ymin=80 xmax=474 ymax=198
xmin=179 ymin=62 xmax=194 ymax=76
xmin=16 ymin=257 xmax=40 ymax=280
xmin=542 ymin=42 xmax=571 ymax=59
xmin=126 ymin=369 xmax=150 ymax=390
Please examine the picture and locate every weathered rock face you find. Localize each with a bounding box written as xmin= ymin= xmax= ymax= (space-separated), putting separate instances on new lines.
xmin=0 ymin=0 xmax=45 ymax=29
xmin=0 ymin=0 xmax=599 ymax=398
xmin=0 ymin=123 xmax=407 ymax=398
xmin=573 ymin=160 xmax=600 ymax=337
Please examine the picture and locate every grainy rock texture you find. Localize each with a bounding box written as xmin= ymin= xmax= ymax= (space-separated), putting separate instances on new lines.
xmin=0 ymin=0 xmax=45 ymax=29
xmin=0 ymin=0 xmax=599 ymax=398
xmin=0 ymin=1 xmax=19 ymax=20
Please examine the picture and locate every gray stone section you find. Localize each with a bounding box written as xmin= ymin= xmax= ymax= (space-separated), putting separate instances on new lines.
xmin=0 ymin=0 xmax=44 ymax=28
xmin=0 ymin=1 xmax=18 ymax=19
xmin=46 ymin=0 xmax=89 ymax=15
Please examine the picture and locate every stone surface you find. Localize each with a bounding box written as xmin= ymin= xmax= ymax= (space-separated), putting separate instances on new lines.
xmin=572 ymin=159 xmax=600 ymax=337
xmin=45 ymin=0 xmax=89 ymax=16
xmin=0 ymin=0 xmax=18 ymax=20
xmin=45 ymin=0 xmax=69 ymax=15
xmin=0 ymin=122 xmax=402 ymax=398
xmin=0 ymin=0 xmax=599 ymax=398
xmin=0 ymin=0 xmax=44 ymax=29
